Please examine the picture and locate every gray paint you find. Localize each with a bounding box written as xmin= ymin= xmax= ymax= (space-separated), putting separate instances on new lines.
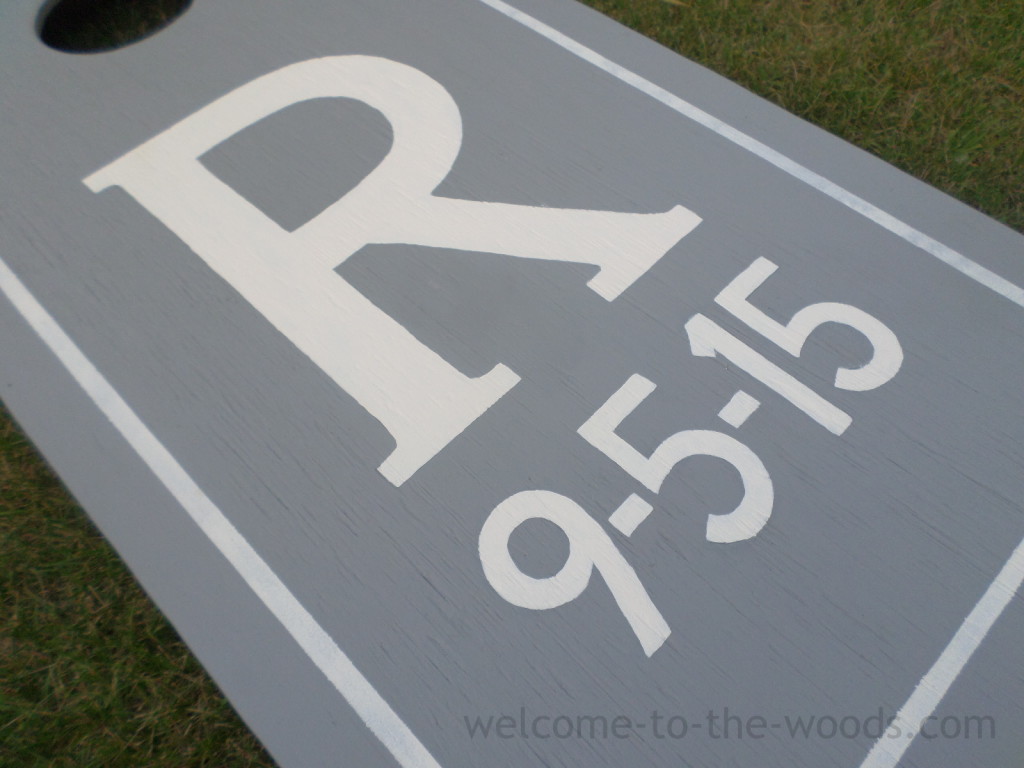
xmin=1 ymin=1 xmax=1022 ymax=766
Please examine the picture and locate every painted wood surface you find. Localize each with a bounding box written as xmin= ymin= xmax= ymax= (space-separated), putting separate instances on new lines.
xmin=2 ymin=1 xmax=1023 ymax=766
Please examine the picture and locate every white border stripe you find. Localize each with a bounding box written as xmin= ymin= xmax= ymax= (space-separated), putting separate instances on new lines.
xmin=476 ymin=2 xmax=1024 ymax=767
xmin=0 ymin=257 xmax=442 ymax=768
xmin=478 ymin=0 xmax=1024 ymax=310
xmin=860 ymin=535 xmax=1024 ymax=767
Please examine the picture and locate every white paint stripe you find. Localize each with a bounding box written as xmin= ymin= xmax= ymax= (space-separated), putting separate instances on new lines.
xmin=476 ymin=1 xmax=1024 ymax=764
xmin=0 ymin=256 xmax=442 ymax=768
xmin=858 ymin=535 xmax=1024 ymax=768
xmin=477 ymin=0 xmax=1024 ymax=310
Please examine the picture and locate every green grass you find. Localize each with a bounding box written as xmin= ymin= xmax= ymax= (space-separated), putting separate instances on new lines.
xmin=0 ymin=410 xmax=273 ymax=768
xmin=3 ymin=1 xmax=1022 ymax=765
xmin=587 ymin=0 xmax=1024 ymax=231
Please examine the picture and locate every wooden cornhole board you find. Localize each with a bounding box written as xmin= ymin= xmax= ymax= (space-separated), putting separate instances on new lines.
xmin=2 ymin=1 xmax=1023 ymax=766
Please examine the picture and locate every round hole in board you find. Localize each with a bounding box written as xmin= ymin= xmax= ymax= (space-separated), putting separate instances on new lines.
xmin=38 ymin=0 xmax=191 ymax=53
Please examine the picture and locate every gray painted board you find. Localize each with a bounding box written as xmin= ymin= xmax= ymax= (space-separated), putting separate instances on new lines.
xmin=2 ymin=1 xmax=1023 ymax=766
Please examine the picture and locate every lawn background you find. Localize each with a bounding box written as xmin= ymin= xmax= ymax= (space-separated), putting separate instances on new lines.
xmin=2 ymin=0 xmax=1022 ymax=765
